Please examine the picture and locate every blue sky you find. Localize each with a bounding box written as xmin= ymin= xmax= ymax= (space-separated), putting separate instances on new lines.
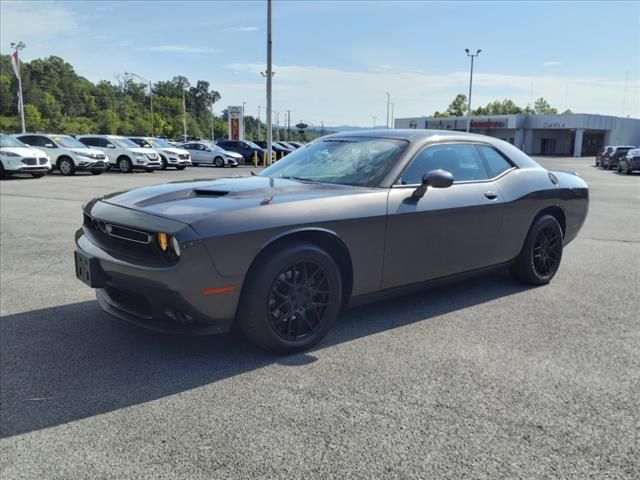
xmin=1 ymin=0 xmax=639 ymax=125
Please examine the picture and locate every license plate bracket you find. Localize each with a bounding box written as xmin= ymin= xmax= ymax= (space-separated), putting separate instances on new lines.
xmin=75 ymin=251 xmax=105 ymax=288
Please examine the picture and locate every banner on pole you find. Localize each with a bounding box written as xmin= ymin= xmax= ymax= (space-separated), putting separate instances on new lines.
xmin=227 ymin=106 xmax=243 ymax=141
xmin=11 ymin=50 xmax=21 ymax=80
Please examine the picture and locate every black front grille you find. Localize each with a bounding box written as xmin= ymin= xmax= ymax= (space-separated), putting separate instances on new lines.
xmin=38 ymin=157 xmax=48 ymax=165
xmin=21 ymin=158 xmax=37 ymax=165
xmin=179 ymin=154 xmax=189 ymax=159
xmin=83 ymin=213 xmax=175 ymax=266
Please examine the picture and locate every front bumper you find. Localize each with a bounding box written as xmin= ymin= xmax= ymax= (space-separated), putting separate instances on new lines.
xmin=77 ymin=160 xmax=109 ymax=171
xmin=10 ymin=166 xmax=51 ymax=173
xmin=75 ymin=228 xmax=240 ymax=335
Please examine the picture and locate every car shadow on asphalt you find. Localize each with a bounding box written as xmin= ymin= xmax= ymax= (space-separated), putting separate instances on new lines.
xmin=0 ymin=269 xmax=530 ymax=439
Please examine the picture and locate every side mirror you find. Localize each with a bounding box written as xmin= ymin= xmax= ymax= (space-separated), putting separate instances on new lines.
xmin=44 ymin=143 xmax=55 ymax=148
xmin=107 ymin=144 xmax=115 ymax=149
xmin=412 ymin=169 xmax=454 ymax=199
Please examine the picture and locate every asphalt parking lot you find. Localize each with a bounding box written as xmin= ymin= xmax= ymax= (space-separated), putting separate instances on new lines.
xmin=1 ymin=159 xmax=638 ymax=479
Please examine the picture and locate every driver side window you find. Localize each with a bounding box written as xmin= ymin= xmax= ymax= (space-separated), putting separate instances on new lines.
xmin=401 ymin=143 xmax=489 ymax=184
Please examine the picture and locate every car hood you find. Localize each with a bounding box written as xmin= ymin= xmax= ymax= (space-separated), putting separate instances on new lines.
xmin=161 ymin=147 xmax=188 ymax=155
xmin=0 ymin=147 xmax=47 ymax=157
xmin=100 ymin=175 xmax=372 ymax=223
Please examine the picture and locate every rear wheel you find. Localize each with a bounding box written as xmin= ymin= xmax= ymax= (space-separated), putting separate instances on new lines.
xmin=238 ymin=243 xmax=342 ymax=353
xmin=58 ymin=157 xmax=75 ymax=176
xmin=511 ymin=214 xmax=563 ymax=285
xmin=214 ymin=156 xmax=224 ymax=168
xmin=118 ymin=157 xmax=132 ymax=173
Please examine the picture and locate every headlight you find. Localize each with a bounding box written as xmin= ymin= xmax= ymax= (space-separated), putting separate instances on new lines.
xmin=135 ymin=154 xmax=146 ymax=160
xmin=2 ymin=152 xmax=20 ymax=157
xmin=157 ymin=233 xmax=181 ymax=257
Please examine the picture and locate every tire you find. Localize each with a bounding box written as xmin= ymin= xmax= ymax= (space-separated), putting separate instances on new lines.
xmin=627 ymin=168 xmax=633 ymax=175
xmin=160 ymin=155 xmax=168 ymax=170
xmin=31 ymin=172 xmax=46 ymax=178
xmin=238 ymin=242 xmax=343 ymax=353
xmin=511 ymin=214 xmax=563 ymax=286
xmin=214 ymin=156 xmax=224 ymax=168
xmin=0 ymin=163 xmax=6 ymax=179
xmin=605 ymin=162 xmax=612 ymax=170
xmin=117 ymin=157 xmax=133 ymax=173
xmin=91 ymin=170 xmax=103 ymax=175
xmin=617 ymin=164 xmax=622 ymax=173
xmin=58 ymin=157 xmax=75 ymax=176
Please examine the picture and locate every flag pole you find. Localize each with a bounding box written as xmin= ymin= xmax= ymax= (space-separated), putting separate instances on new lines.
xmin=10 ymin=42 xmax=26 ymax=134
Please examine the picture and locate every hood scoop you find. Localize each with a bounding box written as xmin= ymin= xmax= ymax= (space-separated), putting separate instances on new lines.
xmin=193 ymin=189 xmax=229 ymax=197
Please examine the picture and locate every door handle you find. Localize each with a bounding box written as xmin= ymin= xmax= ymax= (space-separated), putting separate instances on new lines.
xmin=484 ymin=191 xmax=498 ymax=200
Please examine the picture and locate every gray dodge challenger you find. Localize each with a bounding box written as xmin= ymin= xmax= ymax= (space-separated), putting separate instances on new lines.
xmin=75 ymin=130 xmax=589 ymax=352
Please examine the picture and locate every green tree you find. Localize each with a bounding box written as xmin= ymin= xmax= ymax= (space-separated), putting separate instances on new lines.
xmin=23 ymin=104 xmax=43 ymax=131
xmin=446 ymin=94 xmax=468 ymax=116
xmin=534 ymin=97 xmax=557 ymax=115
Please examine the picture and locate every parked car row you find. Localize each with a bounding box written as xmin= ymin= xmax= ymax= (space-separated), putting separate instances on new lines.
xmin=0 ymin=131 xmax=308 ymax=179
xmin=595 ymin=145 xmax=640 ymax=174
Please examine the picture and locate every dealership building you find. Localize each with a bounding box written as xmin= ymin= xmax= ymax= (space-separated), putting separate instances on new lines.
xmin=394 ymin=113 xmax=640 ymax=157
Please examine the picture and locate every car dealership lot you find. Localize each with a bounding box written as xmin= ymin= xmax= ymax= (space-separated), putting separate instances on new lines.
xmin=1 ymin=160 xmax=638 ymax=478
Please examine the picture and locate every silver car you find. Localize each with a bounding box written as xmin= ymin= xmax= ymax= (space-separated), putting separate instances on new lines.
xmin=179 ymin=141 xmax=240 ymax=167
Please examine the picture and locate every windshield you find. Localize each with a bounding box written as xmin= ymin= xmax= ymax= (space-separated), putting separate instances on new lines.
xmin=0 ymin=134 xmax=28 ymax=148
xmin=55 ymin=135 xmax=87 ymax=149
xmin=260 ymin=137 xmax=408 ymax=187
xmin=149 ymin=138 xmax=173 ymax=148
xmin=112 ymin=137 xmax=140 ymax=148
xmin=244 ymin=141 xmax=261 ymax=149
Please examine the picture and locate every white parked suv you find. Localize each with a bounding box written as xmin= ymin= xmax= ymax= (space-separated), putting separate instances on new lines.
xmin=128 ymin=137 xmax=191 ymax=170
xmin=0 ymin=133 xmax=51 ymax=178
xmin=16 ymin=133 xmax=109 ymax=176
xmin=76 ymin=135 xmax=161 ymax=173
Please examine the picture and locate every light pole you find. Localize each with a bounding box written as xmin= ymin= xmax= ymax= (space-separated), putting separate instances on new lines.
xmin=261 ymin=0 xmax=273 ymax=165
xmin=372 ymin=116 xmax=377 ymax=128
xmin=385 ymin=92 xmax=391 ymax=128
xmin=10 ymin=41 xmax=26 ymax=134
xmin=242 ymin=101 xmax=246 ymax=140
xmin=286 ymin=110 xmax=291 ymax=141
xmin=465 ymin=48 xmax=481 ymax=132
xmin=182 ymin=88 xmax=187 ymax=140
xmin=210 ymin=96 xmax=215 ymax=141
xmin=125 ymin=71 xmax=153 ymax=136
xmin=390 ymin=102 xmax=395 ymax=129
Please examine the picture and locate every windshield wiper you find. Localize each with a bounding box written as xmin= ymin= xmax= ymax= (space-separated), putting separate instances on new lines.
xmin=280 ymin=175 xmax=316 ymax=183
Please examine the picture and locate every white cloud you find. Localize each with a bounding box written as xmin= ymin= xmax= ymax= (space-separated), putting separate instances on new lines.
xmin=222 ymin=63 xmax=639 ymax=125
xmin=542 ymin=61 xmax=563 ymax=67
xmin=0 ymin=1 xmax=78 ymax=49
xmin=140 ymin=45 xmax=218 ymax=54
xmin=223 ymin=26 xmax=259 ymax=32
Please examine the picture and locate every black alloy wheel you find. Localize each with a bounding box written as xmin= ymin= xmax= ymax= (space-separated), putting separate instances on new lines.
xmin=531 ymin=224 xmax=562 ymax=278
xmin=238 ymin=242 xmax=342 ymax=353
xmin=511 ymin=214 xmax=563 ymax=285
xmin=267 ymin=261 xmax=331 ymax=342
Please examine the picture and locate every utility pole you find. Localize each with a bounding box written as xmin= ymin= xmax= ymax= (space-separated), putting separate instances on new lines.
xmin=262 ymin=0 xmax=273 ymax=165
xmin=390 ymin=102 xmax=395 ymax=129
xmin=214 ymin=95 xmax=216 ymax=142
xmin=10 ymin=41 xmax=26 ymax=134
xmin=372 ymin=116 xmax=377 ymax=128
xmin=242 ymin=101 xmax=246 ymax=140
xmin=286 ymin=110 xmax=291 ymax=141
xmin=385 ymin=92 xmax=390 ymax=128
xmin=257 ymin=105 xmax=262 ymax=141
xmin=321 ymin=121 xmax=324 ymax=136
xmin=465 ymin=48 xmax=481 ymax=132
xmin=182 ymin=88 xmax=187 ymax=140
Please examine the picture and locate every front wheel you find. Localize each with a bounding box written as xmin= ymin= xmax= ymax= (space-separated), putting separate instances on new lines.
xmin=214 ymin=156 xmax=224 ymax=168
xmin=238 ymin=243 xmax=343 ymax=353
xmin=118 ymin=157 xmax=132 ymax=173
xmin=58 ymin=158 xmax=75 ymax=176
xmin=511 ymin=214 xmax=563 ymax=285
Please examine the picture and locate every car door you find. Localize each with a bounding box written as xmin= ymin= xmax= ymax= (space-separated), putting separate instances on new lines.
xmin=383 ymin=142 xmax=508 ymax=289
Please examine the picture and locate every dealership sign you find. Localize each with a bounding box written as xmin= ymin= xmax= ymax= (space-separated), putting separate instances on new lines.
xmin=470 ymin=119 xmax=506 ymax=129
xmin=228 ymin=106 xmax=244 ymax=140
